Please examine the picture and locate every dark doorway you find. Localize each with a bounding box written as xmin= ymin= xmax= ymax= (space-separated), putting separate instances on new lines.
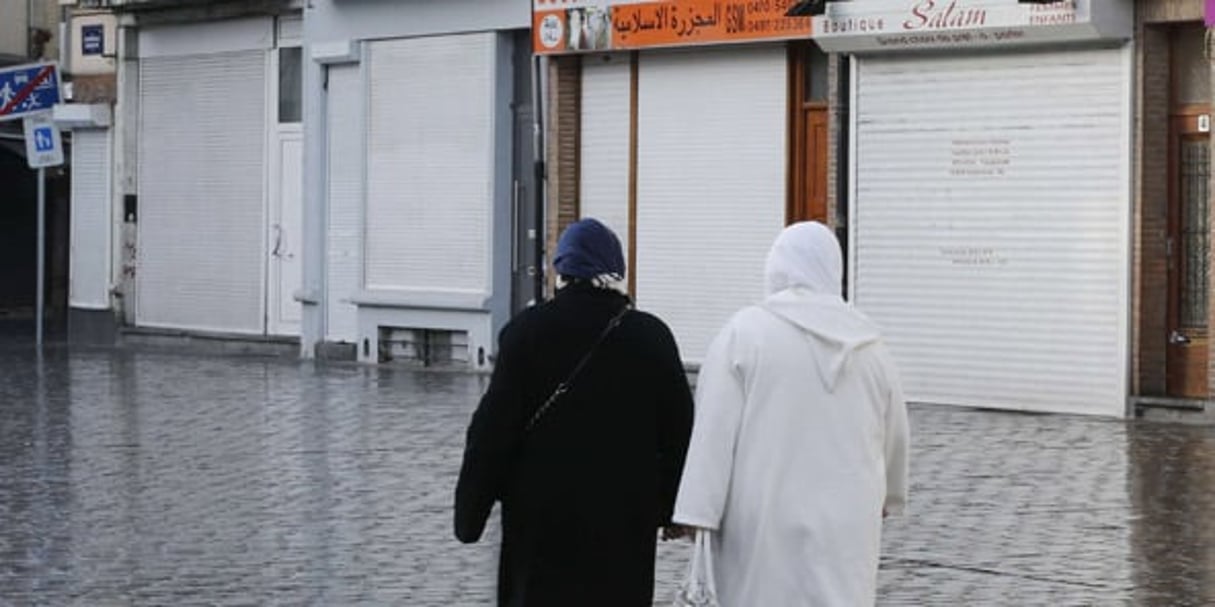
xmin=0 ymin=135 xmax=70 ymax=341
xmin=1165 ymin=23 xmax=1212 ymax=398
xmin=0 ymin=143 xmax=38 ymax=319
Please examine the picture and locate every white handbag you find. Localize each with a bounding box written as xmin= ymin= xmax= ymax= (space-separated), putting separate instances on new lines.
xmin=673 ymin=529 xmax=720 ymax=607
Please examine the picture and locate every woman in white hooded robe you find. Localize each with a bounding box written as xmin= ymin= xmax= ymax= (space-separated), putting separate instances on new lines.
xmin=672 ymin=221 xmax=910 ymax=607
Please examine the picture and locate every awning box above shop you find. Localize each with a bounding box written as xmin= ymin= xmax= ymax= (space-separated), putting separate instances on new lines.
xmin=812 ymin=0 xmax=1132 ymax=54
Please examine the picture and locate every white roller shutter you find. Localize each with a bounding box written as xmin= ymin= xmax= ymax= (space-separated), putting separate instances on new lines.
xmin=325 ymin=64 xmax=362 ymax=343
xmin=137 ymin=50 xmax=268 ymax=334
xmin=637 ymin=46 xmax=787 ymax=362
xmin=70 ymin=129 xmax=111 ymax=310
xmin=580 ymin=57 xmax=631 ymax=254
xmin=852 ymin=48 xmax=1131 ymax=417
xmin=365 ymin=34 xmax=496 ymax=295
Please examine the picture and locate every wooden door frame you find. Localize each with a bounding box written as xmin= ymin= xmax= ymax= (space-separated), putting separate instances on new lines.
xmin=787 ymin=43 xmax=829 ymax=225
xmin=1166 ymin=106 xmax=1210 ymax=334
xmin=1165 ymin=105 xmax=1212 ymax=397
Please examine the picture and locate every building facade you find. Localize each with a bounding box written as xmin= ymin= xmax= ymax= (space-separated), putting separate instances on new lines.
xmin=536 ymin=0 xmax=834 ymax=364
xmin=539 ymin=0 xmax=1215 ymax=419
xmin=815 ymin=0 xmax=1135 ymax=417
xmin=2 ymin=0 xmax=69 ymax=333
xmin=0 ymin=0 xmax=62 ymax=64
xmin=55 ymin=0 xmax=306 ymax=345
xmin=47 ymin=0 xmax=1215 ymax=419
xmin=301 ymin=0 xmax=534 ymax=368
xmin=1135 ymin=0 xmax=1215 ymax=412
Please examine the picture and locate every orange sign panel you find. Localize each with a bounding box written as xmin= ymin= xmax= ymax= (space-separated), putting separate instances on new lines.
xmin=534 ymin=0 xmax=812 ymax=54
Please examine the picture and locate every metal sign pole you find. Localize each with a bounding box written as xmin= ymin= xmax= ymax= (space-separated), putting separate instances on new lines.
xmin=36 ymin=167 xmax=45 ymax=348
xmin=1 ymin=63 xmax=63 ymax=349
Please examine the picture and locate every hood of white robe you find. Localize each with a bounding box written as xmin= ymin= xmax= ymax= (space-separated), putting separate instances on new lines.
xmin=762 ymin=222 xmax=882 ymax=392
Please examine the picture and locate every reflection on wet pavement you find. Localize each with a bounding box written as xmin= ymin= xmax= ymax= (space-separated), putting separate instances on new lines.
xmin=0 ymin=346 xmax=1212 ymax=605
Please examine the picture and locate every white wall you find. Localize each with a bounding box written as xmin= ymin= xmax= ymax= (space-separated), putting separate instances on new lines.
xmin=306 ymin=0 xmax=529 ymax=46
xmin=0 ymin=2 xmax=28 ymax=59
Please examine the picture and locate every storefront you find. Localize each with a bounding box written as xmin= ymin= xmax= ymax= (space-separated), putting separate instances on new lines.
xmin=815 ymin=0 xmax=1135 ymax=416
xmin=132 ymin=14 xmax=303 ymax=337
xmin=54 ymin=9 xmax=118 ymax=345
xmin=1133 ymin=0 xmax=1215 ymax=414
xmin=302 ymin=0 xmax=533 ymax=366
xmin=536 ymin=0 xmax=828 ymax=362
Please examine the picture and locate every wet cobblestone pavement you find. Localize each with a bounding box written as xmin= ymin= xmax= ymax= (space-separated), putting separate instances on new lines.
xmin=1 ymin=346 xmax=1214 ymax=606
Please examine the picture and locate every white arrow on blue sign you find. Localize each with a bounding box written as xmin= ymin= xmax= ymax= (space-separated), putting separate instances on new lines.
xmin=0 ymin=62 xmax=62 ymax=123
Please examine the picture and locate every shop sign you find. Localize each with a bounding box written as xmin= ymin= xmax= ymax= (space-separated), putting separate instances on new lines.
xmin=533 ymin=0 xmax=812 ymax=54
xmin=813 ymin=0 xmax=1133 ymax=53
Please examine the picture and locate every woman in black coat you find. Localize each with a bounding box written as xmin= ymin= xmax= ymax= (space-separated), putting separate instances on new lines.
xmin=455 ymin=218 xmax=694 ymax=607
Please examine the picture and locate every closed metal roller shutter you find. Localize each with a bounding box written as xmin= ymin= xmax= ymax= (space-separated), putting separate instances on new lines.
xmin=137 ymin=49 xmax=268 ymax=334
xmin=580 ymin=56 xmax=631 ymax=254
xmin=364 ymin=33 xmax=496 ymax=295
xmin=70 ymin=128 xmax=111 ymax=310
xmin=852 ymin=47 xmax=1132 ymax=416
xmin=636 ymin=46 xmax=787 ymax=362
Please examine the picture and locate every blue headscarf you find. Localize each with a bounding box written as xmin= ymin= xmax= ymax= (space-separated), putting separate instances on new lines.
xmin=554 ymin=218 xmax=626 ymax=281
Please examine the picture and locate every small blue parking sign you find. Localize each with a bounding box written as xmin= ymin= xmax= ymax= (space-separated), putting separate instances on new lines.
xmin=34 ymin=126 xmax=54 ymax=152
xmin=23 ymin=112 xmax=63 ymax=169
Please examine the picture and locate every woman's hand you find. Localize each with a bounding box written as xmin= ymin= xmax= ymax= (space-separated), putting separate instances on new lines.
xmin=661 ymin=524 xmax=695 ymax=541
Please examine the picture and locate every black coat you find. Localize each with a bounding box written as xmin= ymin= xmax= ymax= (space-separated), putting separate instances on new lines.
xmin=455 ymin=283 xmax=694 ymax=607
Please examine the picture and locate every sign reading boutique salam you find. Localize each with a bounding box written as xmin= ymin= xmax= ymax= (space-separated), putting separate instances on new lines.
xmin=812 ymin=0 xmax=1131 ymax=53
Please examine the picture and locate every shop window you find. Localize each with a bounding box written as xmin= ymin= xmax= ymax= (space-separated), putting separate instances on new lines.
xmin=278 ymin=46 xmax=303 ymax=123
xmin=803 ymin=43 xmax=829 ymax=103
xmin=1171 ymin=24 xmax=1211 ymax=108
xmin=1180 ymin=139 xmax=1210 ymax=329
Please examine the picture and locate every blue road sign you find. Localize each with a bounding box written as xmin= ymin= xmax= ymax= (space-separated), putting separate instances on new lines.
xmin=24 ymin=112 xmax=64 ymax=169
xmin=0 ymin=62 xmax=61 ymax=122
xmin=82 ymin=25 xmax=104 ymax=56
xmin=34 ymin=127 xmax=54 ymax=152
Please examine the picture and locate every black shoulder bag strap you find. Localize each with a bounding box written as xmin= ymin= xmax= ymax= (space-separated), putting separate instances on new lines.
xmin=525 ymin=303 xmax=632 ymax=433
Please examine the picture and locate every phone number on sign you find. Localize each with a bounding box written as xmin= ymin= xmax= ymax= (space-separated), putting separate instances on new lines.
xmin=723 ymin=2 xmax=804 ymax=35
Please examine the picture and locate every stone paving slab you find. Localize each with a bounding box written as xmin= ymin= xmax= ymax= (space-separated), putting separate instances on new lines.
xmin=0 ymin=348 xmax=1212 ymax=605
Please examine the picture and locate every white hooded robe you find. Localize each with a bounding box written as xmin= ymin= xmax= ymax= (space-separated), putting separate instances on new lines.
xmin=673 ymin=222 xmax=910 ymax=607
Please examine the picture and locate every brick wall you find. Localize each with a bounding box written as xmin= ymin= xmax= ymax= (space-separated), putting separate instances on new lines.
xmin=71 ymin=74 xmax=118 ymax=104
xmin=1137 ymin=25 xmax=1171 ymax=397
xmin=544 ymin=56 xmax=581 ymax=297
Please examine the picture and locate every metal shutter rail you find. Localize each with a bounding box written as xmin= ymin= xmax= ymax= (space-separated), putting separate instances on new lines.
xmin=325 ymin=64 xmax=361 ymax=343
xmin=852 ymin=48 xmax=1131 ymax=417
xmin=636 ymin=46 xmax=787 ymax=362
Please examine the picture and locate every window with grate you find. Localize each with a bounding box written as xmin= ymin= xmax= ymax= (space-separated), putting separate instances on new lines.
xmin=1180 ymin=138 xmax=1210 ymax=329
